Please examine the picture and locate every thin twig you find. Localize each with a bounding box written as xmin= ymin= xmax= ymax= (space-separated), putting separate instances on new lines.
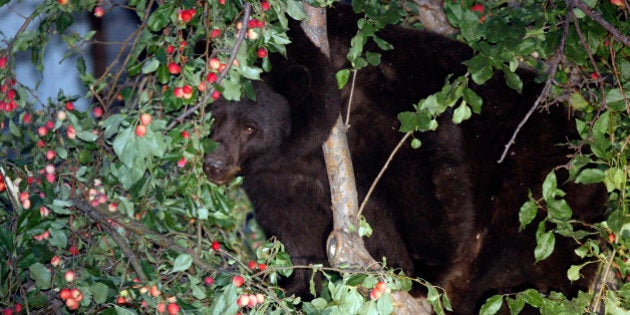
xmin=344 ymin=69 xmax=357 ymax=127
xmin=167 ymin=3 xmax=252 ymax=130
xmin=498 ymin=11 xmax=571 ymax=163
xmin=358 ymin=131 xmax=413 ymax=217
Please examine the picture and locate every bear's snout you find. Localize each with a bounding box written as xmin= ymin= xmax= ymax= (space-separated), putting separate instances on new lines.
xmin=203 ymin=155 xmax=240 ymax=185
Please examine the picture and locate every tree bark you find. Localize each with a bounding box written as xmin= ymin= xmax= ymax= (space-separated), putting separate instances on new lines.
xmin=300 ymin=3 xmax=431 ymax=314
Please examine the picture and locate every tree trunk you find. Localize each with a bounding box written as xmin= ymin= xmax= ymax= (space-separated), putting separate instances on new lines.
xmin=300 ymin=3 xmax=432 ymax=314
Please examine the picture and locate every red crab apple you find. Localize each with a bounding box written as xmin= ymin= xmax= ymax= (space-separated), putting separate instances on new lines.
xmin=94 ymin=6 xmax=104 ymax=17
xmin=59 ymin=288 xmax=72 ymax=300
xmin=167 ymin=62 xmax=181 ymax=75
xmin=232 ymin=275 xmax=244 ymax=287
xmin=150 ymin=285 xmax=161 ymax=297
xmin=70 ymin=288 xmax=83 ymax=302
xmin=257 ymin=48 xmax=268 ymax=58
xmin=167 ymin=303 xmax=180 ymax=315
xmin=211 ymin=241 xmax=220 ymax=251
xmin=210 ymin=29 xmax=221 ymax=38
xmin=0 ymin=57 xmax=6 ymax=68
xmin=157 ymin=302 xmax=166 ymax=313
xmin=140 ymin=113 xmax=152 ymax=126
xmin=92 ymin=106 xmax=103 ymax=118
xmin=58 ymin=0 xmax=69 ymax=5
xmin=65 ymin=101 xmax=74 ymax=111
xmin=64 ymin=297 xmax=79 ymax=310
xmin=135 ymin=125 xmax=146 ymax=137
xmin=262 ymin=0 xmax=270 ymax=10
xmin=211 ymin=90 xmax=221 ymax=100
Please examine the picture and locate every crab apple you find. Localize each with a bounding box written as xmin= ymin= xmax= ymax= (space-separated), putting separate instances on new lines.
xmin=19 ymin=192 xmax=29 ymax=202
xmin=177 ymin=157 xmax=187 ymax=168
xmin=94 ymin=6 xmax=105 ymax=17
xmin=211 ymin=241 xmax=220 ymax=251
xmin=69 ymin=245 xmax=79 ymax=256
xmin=157 ymin=302 xmax=166 ymax=313
xmin=590 ymin=72 xmax=599 ymax=80
xmin=370 ymin=288 xmax=383 ymax=300
xmin=181 ymin=130 xmax=190 ymax=139
xmin=70 ymin=288 xmax=83 ymax=302
xmin=45 ymin=164 xmax=56 ymax=174
xmin=92 ymin=106 xmax=103 ymax=118
xmin=210 ymin=29 xmax=221 ymax=38
xmin=179 ymin=41 xmax=188 ymax=52
xmin=36 ymin=140 xmax=45 ymax=148
xmin=140 ymin=113 xmax=152 ymax=126
xmin=211 ymin=90 xmax=221 ymax=100
xmin=611 ymin=0 xmax=623 ymax=6
xmin=40 ymin=206 xmax=50 ymax=217
xmin=58 ymin=0 xmax=69 ymax=4
xmin=0 ymin=57 xmax=6 ymax=68
xmin=248 ymin=19 xmax=260 ymax=29
xmin=255 ymin=293 xmax=265 ymax=304
xmin=13 ymin=304 xmax=22 ymax=313
xmin=177 ymin=9 xmax=195 ymax=23
xmin=108 ymin=202 xmax=118 ymax=212
xmin=57 ymin=110 xmax=67 ymax=121
xmin=261 ymin=0 xmax=270 ymax=11
xmin=219 ymin=0 xmax=225 ymax=4
xmin=232 ymin=275 xmax=244 ymax=287
xmin=64 ymin=270 xmax=75 ymax=282
xmin=2 ymin=309 xmax=12 ymax=315
xmin=471 ymin=3 xmax=484 ymax=12
xmin=247 ymin=294 xmax=258 ymax=307
xmin=150 ymin=285 xmax=161 ymax=297
xmin=257 ymin=47 xmax=268 ymax=58
xmin=51 ymin=255 xmax=61 ymax=266
xmin=374 ymin=281 xmax=388 ymax=293
xmin=59 ymin=288 xmax=72 ymax=300
xmin=65 ymin=101 xmax=74 ymax=111
xmin=135 ymin=125 xmax=147 ymax=137
xmin=258 ymin=263 xmax=267 ymax=271
xmin=0 ymin=177 xmax=5 ymax=193
xmin=67 ymin=125 xmax=76 ymax=139
xmin=204 ymin=276 xmax=214 ymax=286
xmin=248 ymin=261 xmax=257 ymax=270
xmin=167 ymin=62 xmax=181 ymax=75
xmin=37 ymin=126 xmax=48 ymax=137
xmin=64 ymin=297 xmax=78 ymax=310
xmin=182 ymin=85 xmax=193 ymax=99
xmin=247 ymin=29 xmax=259 ymax=40
xmin=167 ymin=303 xmax=180 ymax=315
xmin=209 ymin=58 xmax=221 ymax=70
xmin=236 ymin=294 xmax=249 ymax=307
xmin=218 ymin=63 xmax=227 ymax=72
xmin=173 ymin=87 xmax=184 ymax=98
xmin=45 ymin=173 xmax=56 ymax=183
xmin=23 ymin=113 xmax=32 ymax=124
xmin=116 ymin=296 xmax=127 ymax=305
xmin=6 ymin=89 xmax=15 ymax=100
xmin=206 ymin=72 xmax=218 ymax=84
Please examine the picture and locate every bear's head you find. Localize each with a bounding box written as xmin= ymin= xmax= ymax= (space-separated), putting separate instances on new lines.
xmin=203 ymin=65 xmax=340 ymax=184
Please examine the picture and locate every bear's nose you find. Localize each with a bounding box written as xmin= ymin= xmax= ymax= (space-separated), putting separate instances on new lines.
xmin=203 ymin=160 xmax=225 ymax=178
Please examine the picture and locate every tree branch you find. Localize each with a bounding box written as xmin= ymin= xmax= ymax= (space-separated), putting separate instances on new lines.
xmin=571 ymin=0 xmax=630 ymax=48
xmin=498 ymin=11 xmax=572 ymax=163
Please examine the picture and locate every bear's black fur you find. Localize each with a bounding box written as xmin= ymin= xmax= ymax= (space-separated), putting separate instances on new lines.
xmin=203 ymin=5 xmax=605 ymax=314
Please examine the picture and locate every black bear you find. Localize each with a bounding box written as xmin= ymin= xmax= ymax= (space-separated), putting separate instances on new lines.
xmin=203 ymin=5 xmax=605 ymax=314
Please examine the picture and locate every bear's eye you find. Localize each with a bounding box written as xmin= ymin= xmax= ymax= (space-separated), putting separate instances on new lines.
xmin=243 ymin=125 xmax=256 ymax=135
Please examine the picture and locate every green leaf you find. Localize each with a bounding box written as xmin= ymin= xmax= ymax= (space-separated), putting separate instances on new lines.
xmin=147 ymin=4 xmax=173 ymax=32
xmin=541 ymin=171 xmax=557 ymax=202
xmin=503 ymin=69 xmax=523 ymax=93
xmin=142 ymin=58 xmax=159 ymax=74
xmin=575 ymin=168 xmax=605 ymax=184
xmin=519 ymin=198 xmax=537 ymax=230
xmin=479 ymin=295 xmax=503 ymax=315
xmin=463 ymin=88 xmax=483 ymax=114
xmin=376 ymin=292 xmax=394 ymax=315
xmin=336 ymin=69 xmax=351 ymax=89
xmin=534 ymin=221 xmax=555 ymax=262
xmin=285 ymin=0 xmax=306 ymax=20
xmin=91 ymin=283 xmax=110 ymax=304
xmin=567 ymin=264 xmax=583 ymax=281
xmin=29 ymin=263 xmax=51 ymax=290
xmin=519 ymin=289 xmax=544 ymax=307
xmin=452 ymin=101 xmax=471 ymax=124
xmin=171 ymin=254 xmax=193 ymax=273
xmin=114 ymin=305 xmax=138 ymax=315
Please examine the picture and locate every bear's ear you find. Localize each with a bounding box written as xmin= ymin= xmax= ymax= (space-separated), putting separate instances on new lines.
xmin=272 ymin=65 xmax=312 ymax=103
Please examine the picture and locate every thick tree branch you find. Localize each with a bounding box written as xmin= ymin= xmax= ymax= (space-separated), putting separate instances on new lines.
xmin=301 ymin=4 xmax=431 ymax=314
xmin=571 ymin=0 xmax=630 ymax=47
